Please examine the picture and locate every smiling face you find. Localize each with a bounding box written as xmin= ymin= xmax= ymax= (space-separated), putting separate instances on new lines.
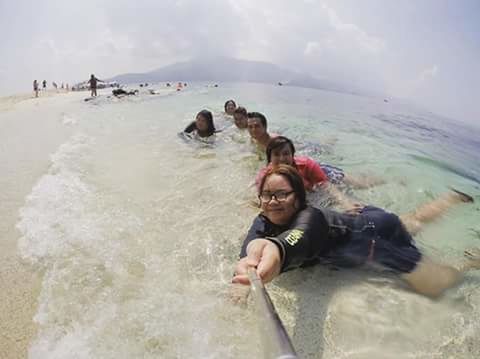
xmin=270 ymin=143 xmax=294 ymax=166
xmin=233 ymin=113 xmax=248 ymax=129
xmin=247 ymin=118 xmax=267 ymax=140
xmin=260 ymin=174 xmax=299 ymax=225
xmin=225 ymin=101 xmax=236 ymax=115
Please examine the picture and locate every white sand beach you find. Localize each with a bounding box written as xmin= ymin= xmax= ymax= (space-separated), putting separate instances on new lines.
xmin=0 ymin=90 xmax=81 ymax=358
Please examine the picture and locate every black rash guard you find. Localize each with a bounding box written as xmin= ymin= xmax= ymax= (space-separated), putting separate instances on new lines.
xmin=240 ymin=206 xmax=421 ymax=274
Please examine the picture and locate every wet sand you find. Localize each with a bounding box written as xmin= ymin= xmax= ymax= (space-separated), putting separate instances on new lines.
xmin=0 ymin=249 xmax=41 ymax=359
xmin=0 ymin=90 xmax=78 ymax=358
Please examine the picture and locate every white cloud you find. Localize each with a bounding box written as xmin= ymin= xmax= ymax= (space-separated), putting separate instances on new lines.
xmin=322 ymin=4 xmax=385 ymax=54
xmin=304 ymin=41 xmax=320 ymax=56
xmin=0 ymin=0 xmax=478 ymax=124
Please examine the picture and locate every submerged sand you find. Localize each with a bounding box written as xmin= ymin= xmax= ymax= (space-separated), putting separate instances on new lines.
xmin=0 ymin=90 xmax=79 ymax=358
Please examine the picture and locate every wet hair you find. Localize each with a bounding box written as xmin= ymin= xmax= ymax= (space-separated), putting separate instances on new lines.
xmin=258 ymin=164 xmax=307 ymax=210
xmin=196 ymin=109 xmax=216 ymax=136
xmin=266 ymin=136 xmax=296 ymax=164
xmin=233 ymin=106 xmax=247 ymax=116
xmin=247 ymin=112 xmax=267 ymax=129
xmin=224 ymin=100 xmax=237 ymax=112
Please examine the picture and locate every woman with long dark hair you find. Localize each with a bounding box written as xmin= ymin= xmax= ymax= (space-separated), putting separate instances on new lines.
xmin=183 ymin=110 xmax=216 ymax=138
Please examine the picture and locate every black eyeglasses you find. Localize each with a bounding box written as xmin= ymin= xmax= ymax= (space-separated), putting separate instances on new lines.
xmin=259 ymin=190 xmax=294 ymax=203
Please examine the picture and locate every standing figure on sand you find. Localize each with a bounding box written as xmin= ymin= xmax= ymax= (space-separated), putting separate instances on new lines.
xmin=88 ymin=74 xmax=103 ymax=97
xmin=33 ymin=80 xmax=39 ymax=98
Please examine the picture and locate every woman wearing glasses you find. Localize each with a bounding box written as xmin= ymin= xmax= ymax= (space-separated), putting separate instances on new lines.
xmin=233 ymin=164 xmax=478 ymax=297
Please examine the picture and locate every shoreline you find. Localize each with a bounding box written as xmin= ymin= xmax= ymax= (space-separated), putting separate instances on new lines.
xmin=0 ymin=90 xmax=79 ymax=358
xmin=0 ymin=89 xmax=77 ymax=112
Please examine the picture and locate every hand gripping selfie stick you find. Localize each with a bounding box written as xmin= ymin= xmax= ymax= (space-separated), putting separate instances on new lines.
xmin=247 ymin=267 xmax=298 ymax=359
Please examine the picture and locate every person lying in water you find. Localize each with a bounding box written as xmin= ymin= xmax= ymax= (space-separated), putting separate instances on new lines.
xmin=224 ymin=99 xmax=237 ymax=116
xmin=233 ymin=106 xmax=248 ymax=130
xmin=112 ymin=88 xmax=139 ymax=97
xmin=182 ymin=110 xmax=216 ymax=139
xmin=233 ymin=164 xmax=478 ymax=297
xmin=260 ymin=136 xmax=384 ymax=190
xmin=255 ymin=136 xmax=370 ymax=209
xmin=247 ymin=112 xmax=277 ymax=152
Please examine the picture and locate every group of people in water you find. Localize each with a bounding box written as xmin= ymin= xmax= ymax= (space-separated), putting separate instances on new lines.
xmin=181 ymin=99 xmax=479 ymax=298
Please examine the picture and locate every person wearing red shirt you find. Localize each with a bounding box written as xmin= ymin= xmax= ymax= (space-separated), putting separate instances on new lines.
xmin=255 ymin=136 xmax=357 ymax=209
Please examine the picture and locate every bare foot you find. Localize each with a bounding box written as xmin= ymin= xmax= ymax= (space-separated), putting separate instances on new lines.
xmin=449 ymin=187 xmax=474 ymax=203
xmin=463 ymin=248 xmax=480 ymax=271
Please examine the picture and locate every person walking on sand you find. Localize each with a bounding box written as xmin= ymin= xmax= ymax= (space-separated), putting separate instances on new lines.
xmin=33 ymin=80 xmax=39 ymax=97
xmin=88 ymin=74 xmax=102 ymax=97
xmin=42 ymin=80 xmax=47 ymax=91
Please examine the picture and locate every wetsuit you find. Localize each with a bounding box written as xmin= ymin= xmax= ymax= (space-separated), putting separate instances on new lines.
xmin=240 ymin=206 xmax=421 ymax=274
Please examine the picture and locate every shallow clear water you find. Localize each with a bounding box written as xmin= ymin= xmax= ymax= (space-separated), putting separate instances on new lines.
xmin=12 ymin=83 xmax=480 ymax=358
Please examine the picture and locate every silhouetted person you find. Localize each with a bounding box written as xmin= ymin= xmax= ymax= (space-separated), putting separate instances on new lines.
xmin=88 ymin=74 xmax=102 ymax=97
xmin=33 ymin=80 xmax=39 ymax=97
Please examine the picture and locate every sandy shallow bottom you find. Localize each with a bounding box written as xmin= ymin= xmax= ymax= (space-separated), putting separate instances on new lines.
xmin=1 ymin=84 xmax=479 ymax=358
xmin=0 ymin=90 xmax=79 ymax=358
xmin=0 ymin=251 xmax=41 ymax=359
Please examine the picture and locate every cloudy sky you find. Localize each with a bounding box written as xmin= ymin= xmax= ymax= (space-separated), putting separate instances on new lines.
xmin=1 ymin=0 xmax=478 ymax=124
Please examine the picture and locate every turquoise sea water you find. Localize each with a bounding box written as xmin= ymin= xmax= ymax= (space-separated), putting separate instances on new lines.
xmin=15 ymin=83 xmax=480 ymax=358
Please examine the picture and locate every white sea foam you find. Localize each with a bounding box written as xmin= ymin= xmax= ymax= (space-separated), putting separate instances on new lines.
xmin=12 ymin=83 xmax=480 ymax=358
xmin=17 ymin=134 xmax=94 ymax=263
xmin=61 ymin=113 xmax=77 ymax=125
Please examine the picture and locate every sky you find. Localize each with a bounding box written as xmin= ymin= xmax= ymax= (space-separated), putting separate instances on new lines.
xmin=0 ymin=0 xmax=479 ymax=125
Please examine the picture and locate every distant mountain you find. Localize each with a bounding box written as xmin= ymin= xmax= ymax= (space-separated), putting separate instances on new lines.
xmin=107 ymin=56 xmax=365 ymax=95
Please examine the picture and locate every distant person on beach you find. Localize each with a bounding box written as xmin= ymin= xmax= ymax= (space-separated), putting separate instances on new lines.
xmin=88 ymin=74 xmax=102 ymax=97
xmin=233 ymin=164 xmax=479 ymax=298
xmin=42 ymin=80 xmax=47 ymax=90
xmin=52 ymin=82 xmax=58 ymax=90
xmin=182 ymin=110 xmax=216 ymax=139
xmin=247 ymin=112 xmax=276 ymax=151
xmin=233 ymin=107 xmax=248 ymax=130
xmin=112 ymin=88 xmax=139 ymax=97
xmin=33 ymin=80 xmax=39 ymax=97
xmin=257 ymin=136 xmax=385 ymax=191
xmin=176 ymin=82 xmax=183 ymax=91
xmin=224 ymin=100 xmax=237 ymax=116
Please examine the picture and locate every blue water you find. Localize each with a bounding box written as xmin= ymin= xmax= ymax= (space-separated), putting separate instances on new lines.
xmin=15 ymin=83 xmax=480 ymax=358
